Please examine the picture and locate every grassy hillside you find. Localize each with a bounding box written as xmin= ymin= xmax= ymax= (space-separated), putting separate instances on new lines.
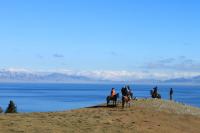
xmin=0 ymin=99 xmax=199 ymax=133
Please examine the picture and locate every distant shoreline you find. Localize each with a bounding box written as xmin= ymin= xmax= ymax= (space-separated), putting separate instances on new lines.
xmin=1 ymin=82 xmax=200 ymax=86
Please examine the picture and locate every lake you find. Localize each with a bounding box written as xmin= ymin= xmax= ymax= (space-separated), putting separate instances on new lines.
xmin=0 ymin=83 xmax=199 ymax=112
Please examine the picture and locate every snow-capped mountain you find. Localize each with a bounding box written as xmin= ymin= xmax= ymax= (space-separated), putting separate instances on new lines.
xmin=0 ymin=69 xmax=200 ymax=84
xmin=0 ymin=69 xmax=92 ymax=83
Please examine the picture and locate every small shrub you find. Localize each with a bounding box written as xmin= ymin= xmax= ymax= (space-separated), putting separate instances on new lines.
xmin=5 ymin=100 xmax=17 ymax=113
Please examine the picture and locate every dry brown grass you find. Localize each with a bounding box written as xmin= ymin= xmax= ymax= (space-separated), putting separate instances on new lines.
xmin=0 ymin=99 xmax=200 ymax=133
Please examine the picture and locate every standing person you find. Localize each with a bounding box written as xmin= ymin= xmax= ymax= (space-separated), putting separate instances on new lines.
xmin=170 ymin=88 xmax=173 ymax=100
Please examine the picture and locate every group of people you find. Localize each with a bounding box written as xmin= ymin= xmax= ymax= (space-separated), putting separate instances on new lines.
xmin=107 ymin=85 xmax=174 ymax=108
xmin=109 ymin=85 xmax=133 ymax=108
xmin=110 ymin=85 xmax=133 ymax=99
xmin=110 ymin=86 xmax=174 ymax=101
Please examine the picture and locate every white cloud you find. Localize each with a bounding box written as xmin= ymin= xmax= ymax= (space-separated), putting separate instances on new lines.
xmin=143 ymin=57 xmax=200 ymax=71
xmin=3 ymin=68 xmax=34 ymax=73
xmin=52 ymin=69 xmax=200 ymax=81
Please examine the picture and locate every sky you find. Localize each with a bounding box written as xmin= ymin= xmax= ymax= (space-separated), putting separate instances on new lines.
xmin=0 ymin=0 xmax=200 ymax=80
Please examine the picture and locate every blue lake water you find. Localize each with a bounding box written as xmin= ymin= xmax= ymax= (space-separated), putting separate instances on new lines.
xmin=0 ymin=83 xmax=199 ymax=112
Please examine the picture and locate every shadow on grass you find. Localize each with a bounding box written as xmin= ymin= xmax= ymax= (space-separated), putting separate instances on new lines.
xmin=86 ymin=104 xmax=119 ymax=109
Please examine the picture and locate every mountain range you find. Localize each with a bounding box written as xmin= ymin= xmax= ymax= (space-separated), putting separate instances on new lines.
xmin=0 ymin=69 xmax=199 ymax=84
xmin=0 ymin=69 xmax=109 ymax=83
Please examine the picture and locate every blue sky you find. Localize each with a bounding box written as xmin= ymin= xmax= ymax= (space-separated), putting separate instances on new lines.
xmin=0 ymin=0 xmax=200 ymax=79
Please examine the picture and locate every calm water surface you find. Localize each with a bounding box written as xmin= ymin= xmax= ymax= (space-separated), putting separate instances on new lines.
xmin=0 ymin=83 xmax=199 ymax=112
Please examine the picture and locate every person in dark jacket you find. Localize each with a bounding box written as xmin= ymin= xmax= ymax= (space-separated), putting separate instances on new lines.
xmin=170 ymin=88 xmax=173 ymax=100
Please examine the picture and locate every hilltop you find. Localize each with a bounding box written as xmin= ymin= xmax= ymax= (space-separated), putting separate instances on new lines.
xmin=0 ymin=99 xmax=200 ymax=133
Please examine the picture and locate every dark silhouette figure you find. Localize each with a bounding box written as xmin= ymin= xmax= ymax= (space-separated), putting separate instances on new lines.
xmin=150 ymin=86 xmax=161 ymax=99
xmin=126 ymin=85 xmax=133 ymax=99
xmin=106 ymin=93 xmax=119 ymax=107
xmin=121 ymin=87 xmax=128 ymax=97
xmin=170 ymin=88 xmax=173 ymax=100
xmin=107 ymin=88 xmax=119 ymax=107
xmin=121 ymin=87 xmax=131 ymax=108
